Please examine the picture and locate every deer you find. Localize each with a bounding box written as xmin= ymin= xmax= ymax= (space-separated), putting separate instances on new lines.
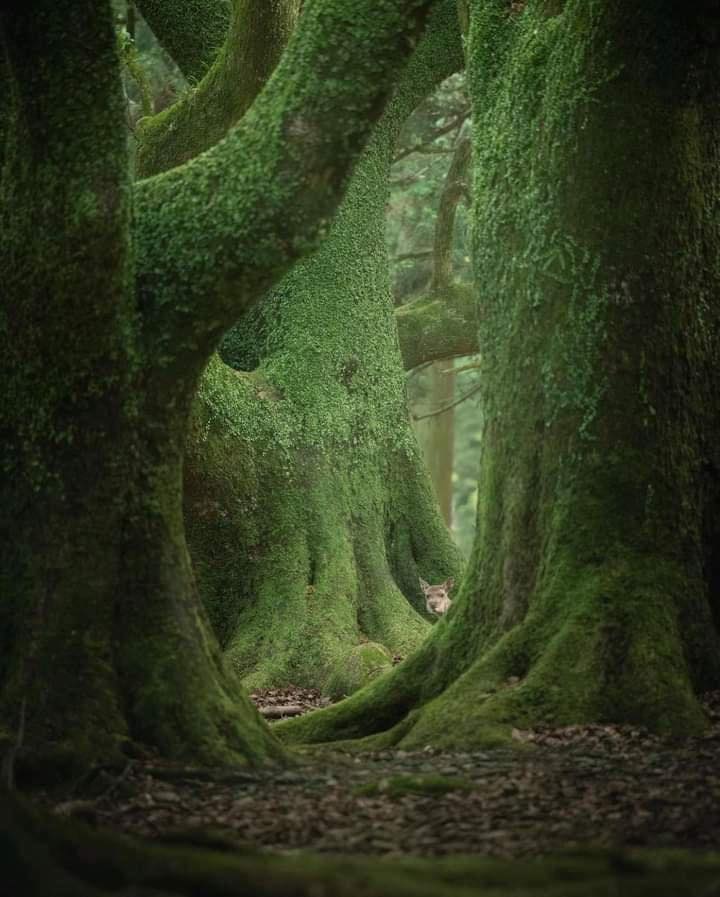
xmin=419 ymin=577 xmax=454 ymax=616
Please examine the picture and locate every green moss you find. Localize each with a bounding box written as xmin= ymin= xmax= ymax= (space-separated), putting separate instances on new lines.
xmin=183 ymin=3 xmax=465 ymax=690
xmin=132 ymin=0 xmax=460 ymax=383
xmin=136 ymin=0 xmax=300 ymax=178
xmin=0 ymin=1 xmax=137 ymax=763
xmin=0 ymin=2 xmax=285 ymax=771
xmin=324 ymin=643 xmax=394 ymax=700
xmin=354 ymin=773 xmax=474 ymax=798
xmin=280 ymin=0 xmax=720 ymax=750
xmin=395 ymin=284 xmax=477 ymax=370
xmin=134 ymin=0 xmax=230 ymax=82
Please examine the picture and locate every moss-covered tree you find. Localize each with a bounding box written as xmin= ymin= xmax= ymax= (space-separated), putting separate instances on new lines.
xmin=280 ymin=0 xmax=720 ymax=749
xmin=0 ymin=0 xmax=444 ymax=771
xmin=169 ymin=3 xmax=466 ymax=690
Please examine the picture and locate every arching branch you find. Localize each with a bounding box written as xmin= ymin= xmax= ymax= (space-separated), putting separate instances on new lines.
xmin=133 ymin=0 xmax=440 ymax=397
xmin=134 ymin=0 xmax=230 ymax=82
xmin=136 ymin=0 xmax=300 ymax=178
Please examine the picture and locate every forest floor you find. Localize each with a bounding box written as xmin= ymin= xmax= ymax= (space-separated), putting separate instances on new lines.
xmin=37 ymin=691 xmax=720 ymax=860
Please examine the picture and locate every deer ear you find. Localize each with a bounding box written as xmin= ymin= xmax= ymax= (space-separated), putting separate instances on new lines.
xmin=419 ymin=578 xmax=430 ymax=592
xmin=444 ymin=577 xmax=454 ymax=591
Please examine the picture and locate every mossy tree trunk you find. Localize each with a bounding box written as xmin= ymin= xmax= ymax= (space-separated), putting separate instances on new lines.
xmin=184 ymin=2 xmax=465 ymax=690
xmin=280 ymin=0 xmax=720 ymax=748
xmin=0 ymin=0 xmax=443 ymax=770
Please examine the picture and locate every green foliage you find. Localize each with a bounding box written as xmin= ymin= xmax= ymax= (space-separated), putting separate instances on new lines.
xmin=114 ymin=4 xmax=187 ymax=131
xmin=388 ymin=74 xmax=471 ymax=303
xmin=386 ymin=71 xmax=481 ymax=555
xmin=116 ymin=29 xmax=152 ymax=118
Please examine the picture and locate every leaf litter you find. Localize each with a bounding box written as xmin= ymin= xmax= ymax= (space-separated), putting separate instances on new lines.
xmin=39 ymin=690 xmax=720 ymax=859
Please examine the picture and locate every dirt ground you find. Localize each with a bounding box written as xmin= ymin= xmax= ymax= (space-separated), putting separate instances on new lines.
xmin=39 ymin=691 xmax=720 ymax=859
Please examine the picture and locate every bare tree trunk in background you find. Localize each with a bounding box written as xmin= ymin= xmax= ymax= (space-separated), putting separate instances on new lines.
xmin=417 ymin=362 xmax=455 ymax=528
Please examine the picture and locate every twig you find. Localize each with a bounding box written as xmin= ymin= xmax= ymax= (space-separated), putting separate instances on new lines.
xmin=413 ymin=382 xmax=482 ymax=420
xmin=394 ymin=249 xmax=433 ymax=263
xmin=405 ymin=360 xmax=433 ymax=380
xmin=446 ymin=360 xmax=481 ymax=375
xmin=393 ymin=111 xmax=469 ymax=164
xmin=390 ymin=163 xmax=432 ymax=189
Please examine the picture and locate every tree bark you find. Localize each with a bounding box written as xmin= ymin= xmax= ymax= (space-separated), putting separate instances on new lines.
xmin=396 ymin=283 xmax=478 ymax=369
xmin=134 ymin=0 xmax=230 ymax=83
xmin=185 ymin=2 xmax=466 ymax=690
xmin=136 ymin=0 xmax=299 ymax=177
xmin=0 ymin=0 xmax=445 ymax=770
xmin=418 ymin=362 xmax=456 ymax=527
xmin=279 ymin=0 xmax=720 ymax=747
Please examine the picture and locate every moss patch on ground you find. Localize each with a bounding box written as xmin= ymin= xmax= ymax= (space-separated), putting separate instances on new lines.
xmin=354 ymin=773 xmax=474 ymax=798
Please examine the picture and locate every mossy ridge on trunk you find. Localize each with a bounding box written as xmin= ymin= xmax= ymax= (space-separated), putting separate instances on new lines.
xmin=280 ymin=0 xmax=720 ymax=748
xmin=184 ymin=1 xmax=465 ymax=689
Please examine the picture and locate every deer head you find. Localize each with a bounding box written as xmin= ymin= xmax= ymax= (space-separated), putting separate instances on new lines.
xmin=419 ymin=577 xmax=454 ymax=616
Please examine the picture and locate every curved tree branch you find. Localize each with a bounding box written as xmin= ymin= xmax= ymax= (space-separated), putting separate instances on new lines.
xmin=431 ymin=133 xmax=471 ymax=290
xmin=134 ymin=0 xmax=230 ymax=83
xmin=133 ymin=0 xmax=441 ymax=396
xmin=413 ymin=381 xmax=481 ymax=420
xmin=136 ymin=0 xmax=300 ymax=178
